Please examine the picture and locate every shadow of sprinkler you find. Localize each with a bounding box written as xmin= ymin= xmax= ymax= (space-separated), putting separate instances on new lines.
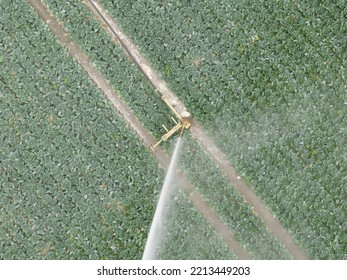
xmin=151 ymin=96 xmax=191 ymax=150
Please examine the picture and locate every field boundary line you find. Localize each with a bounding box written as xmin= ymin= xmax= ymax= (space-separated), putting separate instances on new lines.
xmin=28 ymin=0 xmax=250 ymax=259
xmin=84 ymin=0 xmax=308 ymax=260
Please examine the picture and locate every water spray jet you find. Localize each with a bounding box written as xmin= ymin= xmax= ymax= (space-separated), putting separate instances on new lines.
xmin=143 ymin=137 xmax=183 ymax=260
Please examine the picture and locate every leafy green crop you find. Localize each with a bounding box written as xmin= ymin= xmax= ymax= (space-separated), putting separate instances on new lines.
xmin=3 ymin=0 xmax=345 ymax=259
xmin=99 ymin=0 xmax=347 ymax=259
xmin=179 ymin=135 xmax=291 ymax=259
xmin=41 ymin=0 xmax=175 ymax=141
xmin=0 ymin=0 xmax=166 ymax=259
xmin=0 ymin=0 xmax=239 ymax=260
xmin=39 ymin=0 xmax=298 ymax=259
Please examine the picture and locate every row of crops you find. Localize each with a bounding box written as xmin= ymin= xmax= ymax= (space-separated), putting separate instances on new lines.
xmin=0 ymin=0 xmax=236 ymax=259
xmin=1 ymin=0 xmax=160 ymax=259
xmin=179 ymin=136 xmax=291 ymax=259
xmin=97 ymin=0 xmax=347 ymax=259
xmin=40 ymin=0 xmax=175 ymax=143
xmin=40 ymin=0 xmax=295 ymax=258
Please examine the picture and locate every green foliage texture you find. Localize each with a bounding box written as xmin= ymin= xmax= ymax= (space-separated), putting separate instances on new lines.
xmin=99 ymin=0 xmax=347 ymax=259
xmin=41 ymin=0 xmax=294 ymax=259
xmin=0 ymin=0 xmax=165 ymax=259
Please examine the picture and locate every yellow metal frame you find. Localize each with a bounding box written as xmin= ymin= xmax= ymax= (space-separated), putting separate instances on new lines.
xmin=151 ymin=96 xmax=191 ymax=150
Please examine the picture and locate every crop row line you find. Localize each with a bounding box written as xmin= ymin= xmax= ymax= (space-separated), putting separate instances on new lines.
xmin=28 ymin=0 xmax=250 ymax=259
xmin=84 ymin=0 xmax=308 ymax=260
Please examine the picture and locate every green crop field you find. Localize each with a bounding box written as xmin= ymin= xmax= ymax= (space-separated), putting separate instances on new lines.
xmin=99 ymin=0 xmax=347 ymax=259
xmin=41 ymin=0 xmax=175 ymax=142
xmin=0 ymin=0 xmax=164 ymax=259
xmin=40 ymin=0 xmax=295 ymax=259
xmin=1 ymin=0 xmax=346 ymax=260
xmin=0 ymin=0 xmax=240 ymax=260
xmin=180 ymin=136 xmax=291 ymax=259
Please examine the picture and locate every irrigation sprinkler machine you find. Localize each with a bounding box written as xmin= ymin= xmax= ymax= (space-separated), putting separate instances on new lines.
xmin=151 ymin=95 xmax=191 ymax=150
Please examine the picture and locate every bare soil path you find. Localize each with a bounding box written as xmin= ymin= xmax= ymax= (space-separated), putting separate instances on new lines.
xmin=28 ymin=0 xmax=250 ymax=259
xmin=84 ymin=0 xmax=308 ymax=259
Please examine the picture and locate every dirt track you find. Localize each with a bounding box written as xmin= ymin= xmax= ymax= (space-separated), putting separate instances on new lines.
xmin=28 ymin=0 xmax=250 ymax=259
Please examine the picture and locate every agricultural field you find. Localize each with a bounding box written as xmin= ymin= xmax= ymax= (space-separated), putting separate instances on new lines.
xmin=41 ymin=0 xmax=175 ymax=142
xmin=1 ymin=0 xmax=345 ymax=260
xmin=179 ymin=136 xmax=291 ymax=259
xmin=1 ymin=0 xmax=262 ymax=260
xmin=0 ymin=0 xmax=234 ymax=259
xmin=40 ymin=0 xmax=294 ymax=259
xmin=0 ymin=0 xmax=163 ymax=259
xmin=97 ymin=0 xmax=347 ymax=259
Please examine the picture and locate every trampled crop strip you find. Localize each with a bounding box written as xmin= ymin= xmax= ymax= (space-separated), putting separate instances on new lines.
xmin=84 ymin=0 xmax=308 ymax=259
xmin=28 ymin=0 xmax=250 ymax=259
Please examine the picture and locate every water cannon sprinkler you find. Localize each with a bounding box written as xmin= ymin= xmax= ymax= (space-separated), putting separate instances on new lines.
xmin=151 ymin=96 xmax=191 ymax=150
